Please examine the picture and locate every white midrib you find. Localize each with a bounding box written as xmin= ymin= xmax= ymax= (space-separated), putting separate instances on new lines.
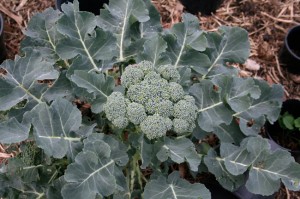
xmin=163 ymin=145 xmax=182 ymax=160
xmin=202 ymin=40 xmax=228 ymax=80
xmin=216 ymin=157 xmax=291 ymax=179
xmin=38 ymin=135 xmax=81 ymax=141
xmin=74 ymin=16 xmax=98 ymax=71
xmin=79 ymin=159 xmax=115 ymax=185
xmin=119 ymin=1 xmax=129 ymax=61
xmin=174 ymin=30 xmax=188 ymax=68
xmin=74 ymin=75 xmax=108 ymax=98
xmin=170 ymin=185 xmax=178 ymax=199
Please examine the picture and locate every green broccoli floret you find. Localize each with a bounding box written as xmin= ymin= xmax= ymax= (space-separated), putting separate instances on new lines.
xmin=169 ymin=82 xmax=185 ymax=102
xmin=121 ymin=65 xmax=144 ymax=88
xmin=112 ymin=117 xmax=129 ymax=129
xmin=104 ymin=92 xmax=128 ymax=128
xmin=137 ymin=60 xmax=154 ymax=75
xmin=174 ymin=99 xmax=197 ymax=124
xmin=157 ymin=64 xmax=180 ymax=83
xmin=127 ymin=102 xmax=147 ymax=125
xmin=140 ymin=114 xmax=169 ymax=139
xmin=104 ymin=61 xmax=198 ymax=138
xmin=173 ymin=118 xmax=190 ymax=134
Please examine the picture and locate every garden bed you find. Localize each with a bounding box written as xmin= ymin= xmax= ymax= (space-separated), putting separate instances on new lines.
xmin=0 ymin=0 xmax=300 ymax=198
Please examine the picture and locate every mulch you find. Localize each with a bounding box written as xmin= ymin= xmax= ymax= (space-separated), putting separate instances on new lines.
xmin=1 ymin=0 xmax=300 ymax=198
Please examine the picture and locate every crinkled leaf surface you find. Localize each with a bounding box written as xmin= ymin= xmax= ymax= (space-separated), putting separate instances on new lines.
xmin=62 ymin=150 xmax=116 ymax=199
xmin=204 ymin=149 xmax=245 ymax=191
xmin=137 ymin=34 xmax=170 ymax=66
xmin=143 ymin=171 xmax=211 ymax=199
xmin=164 ymin=14 xmax=209 ymax=71
xmin=0 ymin=50 xmax=58 ymax=111
xmin=202 ymin=26 xmax=250 ymax=78
xmin=62 ymin=134 xmax=128 ymax=199
xmin=98 ymin=0 xmax=150 ymax=61
xmin=70 ymin=71 xmax=115 ymax=113
xmin=189 ymin=76 xmax=283 ymax=133
xmin=156 ymin=137 xmax=201 ymax=172
xmin=30 ymin=98 xmax=82 ymax=159
xmin=212 ymin=137 xmax=300 ymax=196
xmin=56 ymin=0 xmax=117 ymax=71
xmin=22 ymin=8 xmax=62 ymax=62
xmin=0 ymin=118 xmax=30 ymax=144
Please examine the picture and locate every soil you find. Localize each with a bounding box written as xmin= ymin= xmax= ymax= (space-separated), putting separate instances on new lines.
xmin=1 ymin=0 xmax=300 ymax=198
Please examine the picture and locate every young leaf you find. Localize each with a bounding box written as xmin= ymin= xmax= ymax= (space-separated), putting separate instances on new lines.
xmin=29 ymin=98 xmax=82 ymax=159
xmin=156 ymin=137 xmax=201 ymax=172
xmin=143 ymin=171 xmax=211 ymax=199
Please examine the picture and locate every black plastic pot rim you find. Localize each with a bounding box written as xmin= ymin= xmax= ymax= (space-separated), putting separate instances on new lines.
xmin=0 ymin=13 xmax=4 ymax=36
xmin=284 ymin=25 xmax=300 ymax=61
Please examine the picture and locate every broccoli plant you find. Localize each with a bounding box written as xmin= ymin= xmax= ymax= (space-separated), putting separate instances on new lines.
xmin=0 ymin=0 xmax=300 ymax=198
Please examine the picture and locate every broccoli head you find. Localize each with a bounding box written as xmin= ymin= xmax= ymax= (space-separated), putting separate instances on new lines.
xmin=104 ymin=61 xmax=198 ymax=139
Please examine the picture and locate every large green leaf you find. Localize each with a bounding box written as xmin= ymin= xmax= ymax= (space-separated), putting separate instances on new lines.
xmin=21 ymin=8 xmax=62 ymax=62
xmin=0 ymin=118 xmax=30 ymax=144
xmin=163 ymin=14 xmax=209 ymax=71
xmin=62 ymin=150 xmax=116 ymax=199
xmin=202 ymin=26 xmax=250 ymax=78
xmin=204 ymin=149 xmax=245 ymax=191
xmin=156 ymin=137 xmax=201 ymax=172
xmin=29 ymin=98 xmax=82 ymax=159
xmin=143 ymin=171 xmax=211 ymax=199
xmin=137 ymin=34 xmax=170 ymax=66
xmin=235 ymin=80 xmax=283 ymax=136
xmin=217 ymin=137 xmax=300 ymax=195
xmin=0 ymin=49 xmax=58 ymax=111
xmin=62 ymin=134 xmax=128 ymax=199
xmin=189 ymin=76 xmax=283 ymax=134
xmin=56 ymin=0 xmax=117 ymax=71
xmin=70 ymin=71 xmax=115 ymax=113
xmin=98 ymin=0 xmax=150 ymax=61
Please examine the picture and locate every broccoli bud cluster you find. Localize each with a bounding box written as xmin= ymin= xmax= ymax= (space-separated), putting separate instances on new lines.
xmin=104 ymin=61 xmax=198 ymax=139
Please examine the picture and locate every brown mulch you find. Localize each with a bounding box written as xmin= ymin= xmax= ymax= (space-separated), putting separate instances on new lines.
xmin=1 ymin=0 xmax=300 ymax=198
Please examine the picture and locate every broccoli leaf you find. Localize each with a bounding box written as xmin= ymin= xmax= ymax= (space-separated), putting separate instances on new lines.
xmin=217 ymin=137 xmax=300 ymax=196
xmin=29 ymin=98 xmax=82 ymax=159
xmin=56 ymin=0 xmax=117 ymax=71
xmin=0 ymin=118 xmax=30 ymax=144
xmin=143 ymin=171 xmax=211 ymax=199
xmin=202 ymin=26 xmax=250 ymax=78
xmin=70 ymin=71 xmax=115 ymax=113
xmin=0 ymin=49 xmax=58 ymax=111
xmin=163 ymin=13 xmax=209 ymax=71
xmin=98 ymin=0 xmax=150 ymax=61
xmin=189 ymin=76 xmax=283 ymax=134
xmin=156 ymin=137 xmax=201 ymax=172
xmin=21 ymin=8 xmax=62 ymax=62
xmin=204 ymin=149 xmax=245 ymax=191
xmin=62 ymin=135 xmax=128 ymax=199
xmin=137 ymin=34 xmax=170 ymax=66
